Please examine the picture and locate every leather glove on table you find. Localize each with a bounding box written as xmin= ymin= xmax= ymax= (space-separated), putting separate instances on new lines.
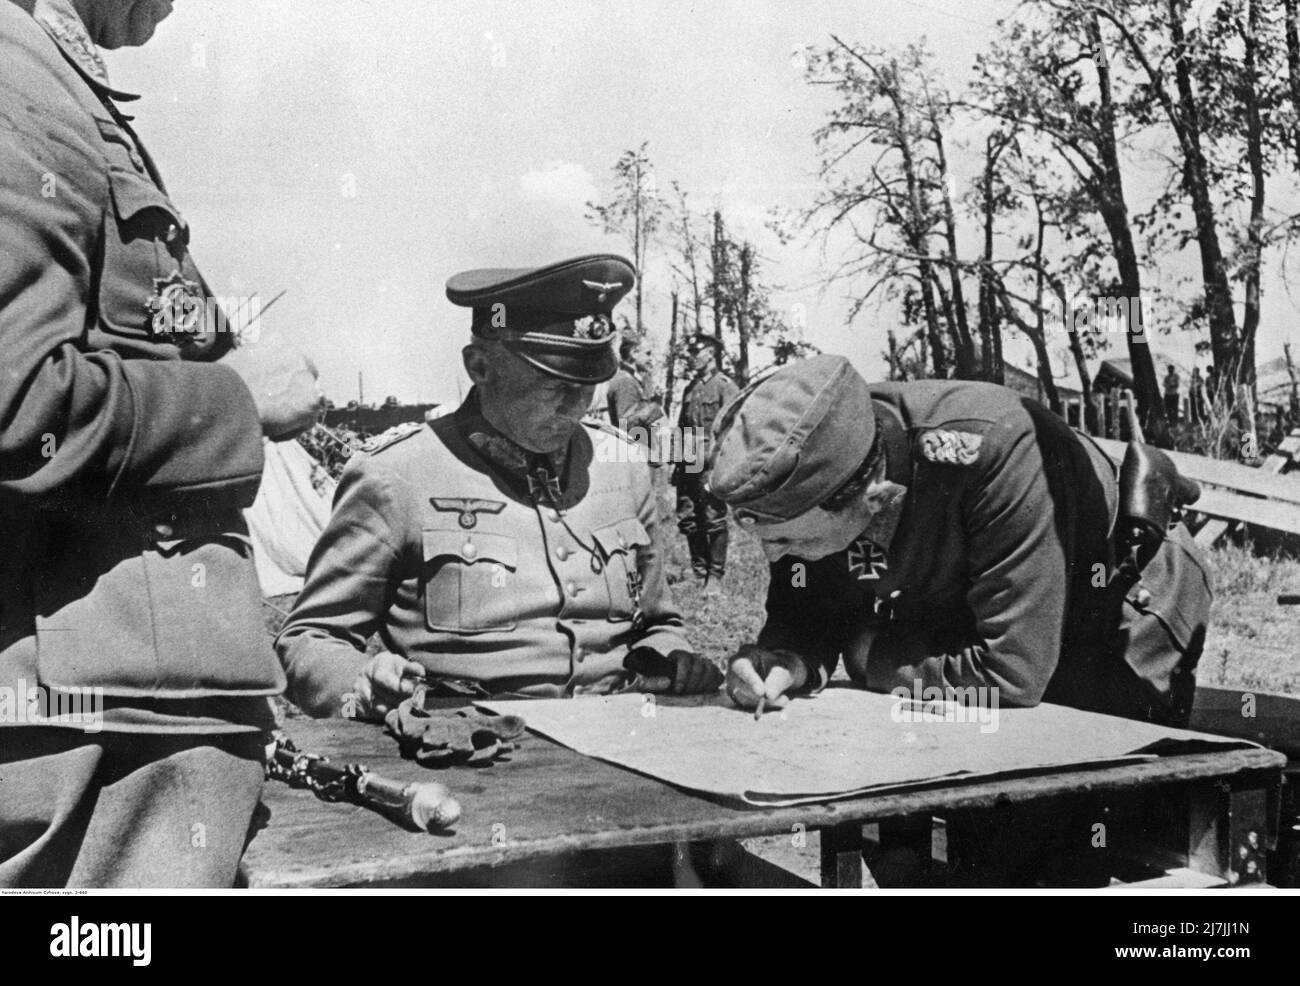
xmin=385 ymin=698 xmax=527 ymax=768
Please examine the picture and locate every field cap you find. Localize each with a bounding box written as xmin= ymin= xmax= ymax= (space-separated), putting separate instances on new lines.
xmin=709 ymin=354 xmax=875 ymax=523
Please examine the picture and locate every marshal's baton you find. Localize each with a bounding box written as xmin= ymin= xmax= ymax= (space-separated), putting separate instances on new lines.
xmin=265 ymin=731 xmax=461 ymax=831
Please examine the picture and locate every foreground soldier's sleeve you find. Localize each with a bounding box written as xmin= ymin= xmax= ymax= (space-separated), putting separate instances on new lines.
xmin=276 ymin=457 xmax=408 ymax=715
xmin=0 ymin=49 xmax=264 ymax=512
xmin=862 ymin=423 xmax=1068 ymax=706
xmin=630 ymin=459 xmax=693 ymax=656
xmin=757 ymin=554 xmax=852 ymax=691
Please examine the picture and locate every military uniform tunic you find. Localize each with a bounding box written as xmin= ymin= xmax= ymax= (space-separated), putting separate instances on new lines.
xmin=675 ymin=369 xmax=739 ymax=578
xmin=606 ymin=362 xmax=645 ymax=429
xmin=0 ymin=0 xmax=279 ymax=734
xmin=757 ymin=381 xmax=1211 ymax=723
xmin=0 ymin=0 xmax=277 ymax=887
xmin=278 ymin=391 xmax=691 ymax=716
xmin=678 ymin=370 xmax=740 ymax=446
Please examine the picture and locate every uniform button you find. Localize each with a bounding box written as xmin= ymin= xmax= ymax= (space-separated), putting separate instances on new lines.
xmin=555 ymin=546 xmax=570 ymax=561
xmin=574 ymin=647 xmax=586 ymax=663
xmin=547 ymin=509 xmax=561 ymax=523
xmin=462 ymin=541 xmax=478 ymax=560
xmin=165 ymin=223 xmax=180 ymax=243
xmin=1134 ymin=586 xmax=1152 ymax=607
xmin=153 ymin=522 xmax=175 ymax=538
xmin=617 ymin=533 xmax=627 ymax=548
xmin=565 ymin=580 xmax=579 ymax=597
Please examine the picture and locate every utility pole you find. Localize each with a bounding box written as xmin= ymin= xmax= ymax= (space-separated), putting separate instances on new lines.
xmin=633 ymin=154 xmax=644 ymax=334
xmin=711 ymin=210 xmax=726 ymax=371
xmin=664 ymin=291 xmax=680 ymax=419
xmin=736 ymin=242 xmax=752 ymax=386
xmin=1285 ymin=342 xmax=1299 ymax=420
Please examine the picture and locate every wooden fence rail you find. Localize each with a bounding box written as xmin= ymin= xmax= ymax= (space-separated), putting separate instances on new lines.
xmin=1084 ymin=432 xmax=1300 ymax=546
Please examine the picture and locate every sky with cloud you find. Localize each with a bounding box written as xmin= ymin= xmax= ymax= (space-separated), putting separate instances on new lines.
xmin=102 ymin=0 xmax=1297 ymax=405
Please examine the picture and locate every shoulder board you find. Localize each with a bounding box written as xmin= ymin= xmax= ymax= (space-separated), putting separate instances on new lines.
xmin=916 ymin=428 xmax=984 ymax=466
xmin=359 ymin=421 xmax=424 ymax=455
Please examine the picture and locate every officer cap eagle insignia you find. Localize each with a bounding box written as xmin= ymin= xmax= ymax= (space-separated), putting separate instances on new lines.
xmin=582 ymin=279 xmax=625 ymax=303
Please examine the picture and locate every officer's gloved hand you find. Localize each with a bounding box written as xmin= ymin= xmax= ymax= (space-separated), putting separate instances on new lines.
xmin=341 ymin=652 xmax=426 ymax=721
xmin=385 ymin=699 xmax=527 ymax=768
xmin=725 ymin=644 xmax=810 ymax=712
xmin=624 ymin=647 xmax=724 ymax=695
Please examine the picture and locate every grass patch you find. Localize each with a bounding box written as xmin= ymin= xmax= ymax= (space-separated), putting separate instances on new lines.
xmin=1200 ymin=539 xmax=1300 ymax=696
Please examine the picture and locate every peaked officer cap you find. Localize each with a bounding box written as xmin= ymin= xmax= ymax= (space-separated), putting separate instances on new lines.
xmin=446 ymin=254 xmax=635 ymax=384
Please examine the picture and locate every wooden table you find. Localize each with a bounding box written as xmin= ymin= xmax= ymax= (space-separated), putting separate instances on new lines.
xmin=241 ymin=718 xmax=1286 ymax=888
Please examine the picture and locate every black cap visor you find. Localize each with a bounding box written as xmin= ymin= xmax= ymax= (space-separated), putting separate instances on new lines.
xmin=504 ymin=333 xmax=618 ymax=384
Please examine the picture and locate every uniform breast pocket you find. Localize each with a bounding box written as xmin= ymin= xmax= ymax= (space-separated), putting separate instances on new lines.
xmin=98 ymin=166 xmax=194 ymax=341
xmin=34 ymin=523 xmax=283 ymax=699
xmin=422 ymin=530 xmax=519 ymax=633
xmin=592 ymin=518 xmax=651 ymax=622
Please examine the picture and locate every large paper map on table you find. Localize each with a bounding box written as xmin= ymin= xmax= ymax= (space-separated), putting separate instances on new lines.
xmin=481 ymin=688 xmax=1247 ymax=806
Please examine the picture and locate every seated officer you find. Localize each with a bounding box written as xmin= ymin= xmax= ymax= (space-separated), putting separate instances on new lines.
xmin=714 ymin=355 xmax=1211 ymax=727
xmin=278 ymin=255 xmax=720 ymax=719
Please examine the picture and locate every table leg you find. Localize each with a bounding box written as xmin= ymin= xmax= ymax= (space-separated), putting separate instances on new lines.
xmin=820 ymin=821 xmax=864 ymax=888
xmin=874 ymin=815 xmax=933 ymax=885
xmin=1187 ymin=781 xmax=1278 ymax=886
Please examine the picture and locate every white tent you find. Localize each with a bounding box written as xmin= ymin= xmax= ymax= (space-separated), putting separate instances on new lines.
xmin=244 ymin=439 xmax=337 ymax=597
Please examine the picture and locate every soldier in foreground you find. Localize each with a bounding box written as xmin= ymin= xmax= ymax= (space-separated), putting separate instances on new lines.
xmin=715 ymin=355 xmax=1211 ymax=728
xmin=674 ymin=334 xmax=739 ymax=596
xmin=0 ymin=0 xmax=320 ymax=887
xmin=278 ymin=255 xmax=720 ymax=719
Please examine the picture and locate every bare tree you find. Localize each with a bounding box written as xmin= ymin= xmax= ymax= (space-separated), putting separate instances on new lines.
xmin=972 ymin=4 xmax=1169 ymax=442
xmin=668 ymin=181 xmax=705 ymax=333
xmin=587 ymin=142 xmax=665 ymax=334
xmin=1091 ymin=0 xmax=1242 ymax=387
xmin=975 ymin=129 xmax=1018 ymax=385
xmin=802 ymin=37 xmax=953 ymax=378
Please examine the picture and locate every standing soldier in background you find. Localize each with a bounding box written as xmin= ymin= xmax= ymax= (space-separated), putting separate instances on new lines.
xmin=673 ymin=334 xmax=738 ymax=596
xmin=0 ymin=0 xmax=320 ymax=887
xmin=1163 ymin=364 xmax=1181 ymax=425
xmin=1188 ymin=366 xmax=1206 ymax=426
xmin=606 ymin=336 xmax=646 ymax=429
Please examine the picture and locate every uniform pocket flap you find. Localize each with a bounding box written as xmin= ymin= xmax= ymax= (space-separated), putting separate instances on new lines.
xmin=423 ymin=529 xmax=518 ymax=569
xmin=593 ymin=518 xmax=651 ymax=558
xmin=107 ymin=165 xmax=186 ymax=230
xmin=153 ymin=531 xmax=254 ymax=558
xmin=1124 ymin=531 xmax=1212 ymax=651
